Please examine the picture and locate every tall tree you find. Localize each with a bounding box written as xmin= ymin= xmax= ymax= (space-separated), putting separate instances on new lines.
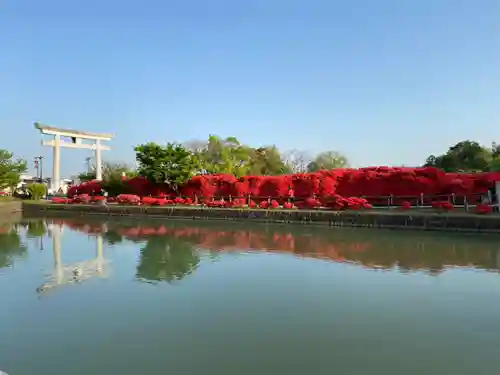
xmin=188 ymin=135 xmax=290 ymax=176
xmin=249 ymin=146 xmax=291 ymax=175
xmin=307 ymin=150 xmax=349 ymax=172
xmin=424 ymin=141 xmax=492 ymax=172
xmin=0 ymin=149 xmax=27 ymax=192
xmin=135 ymin=142 xmax=200 ymax=191
xmin=195 ymin=135 xmax=254 ymax=177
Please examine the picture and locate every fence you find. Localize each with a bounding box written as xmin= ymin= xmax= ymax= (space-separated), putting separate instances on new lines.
xmin=111 ymin=191 xmax=497 ymax=212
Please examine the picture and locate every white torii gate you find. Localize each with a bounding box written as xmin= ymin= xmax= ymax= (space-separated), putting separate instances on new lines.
xmin=34 ymin=122 xmax=113 ymax=191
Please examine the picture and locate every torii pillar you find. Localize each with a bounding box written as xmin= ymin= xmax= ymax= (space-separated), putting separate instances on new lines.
xmin=34 ymin=123 xmax=113 ymax=191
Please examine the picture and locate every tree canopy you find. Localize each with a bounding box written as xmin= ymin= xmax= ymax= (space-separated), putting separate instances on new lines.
xmin=0 ymin=149 xmax=27 ymax=192
xmin=78 ymin=161 xmax=137 ymax=182
xmin=307 ymin=150 xmax=350 ymax=172
xmin=135 ymin=142 xmax=200 ymax=190
xmin=424 ymin=141 xmax=499 ymax=172
xmin=188 ymin=135 xmax=291 ymax=177
xmin=75 ymin=135 xmax=350 ymax=183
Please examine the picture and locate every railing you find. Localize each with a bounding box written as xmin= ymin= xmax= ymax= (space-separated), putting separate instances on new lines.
xmin=104 ymin=192 xmax=497 ymax=212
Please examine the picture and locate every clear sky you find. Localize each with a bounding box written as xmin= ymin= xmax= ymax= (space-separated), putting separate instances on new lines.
xmin=1 ymin=0 xmax=499 ymax=177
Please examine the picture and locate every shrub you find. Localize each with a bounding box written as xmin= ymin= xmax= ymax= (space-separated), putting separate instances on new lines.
xmin=400 ymin=201 xmax=411 ymax=210
xmin=116 ymin=194 xmax=141 ymax=205
xmin=66 ymin=166 xmax=500 ymax=210
xmin=475 ymin=204 xmax=493 ymax=214
xmin=27 ymin=183 xmax=47 ymax=200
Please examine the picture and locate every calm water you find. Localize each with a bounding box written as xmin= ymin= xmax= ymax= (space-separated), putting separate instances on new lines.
xmin=1 ymin=218 xmax=500 ymax=375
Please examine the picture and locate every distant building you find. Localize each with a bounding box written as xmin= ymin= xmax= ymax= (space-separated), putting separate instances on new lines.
xmin=1 ymin=175 xmax=74 ymax=195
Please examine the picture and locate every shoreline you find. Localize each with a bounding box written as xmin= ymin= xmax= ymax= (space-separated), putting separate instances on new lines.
xmin=22 ymin=202 xmax=500 ymax=234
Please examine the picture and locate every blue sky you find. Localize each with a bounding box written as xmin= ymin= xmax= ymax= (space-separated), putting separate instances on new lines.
xmin=1 ymin=0 xmax=499 ymax=177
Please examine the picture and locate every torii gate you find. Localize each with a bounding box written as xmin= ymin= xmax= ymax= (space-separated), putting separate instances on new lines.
xmin=34 ymin=122 xmax=113 ymax=191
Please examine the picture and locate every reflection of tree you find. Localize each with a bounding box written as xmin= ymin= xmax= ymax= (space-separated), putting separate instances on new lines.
xmin=103 ymin=230 xmax=124 ymax=245
xmin=0 ymin=230 xmax=27 ymax=268
xmin=136 ymin=237 xmax=200 ymax=283
xmin=40 ymin=219 xmax=500 ymax=275
xmin=27 ymin=220 xmax=47 ymax=238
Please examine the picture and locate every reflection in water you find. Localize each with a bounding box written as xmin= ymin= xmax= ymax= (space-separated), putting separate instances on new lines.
xmin=27 ymin=220 xmax=48 ymax=238
xmin=2 ymin=218 xmax=500 ymax=375
xmin=136 ymin=237 xmax=200 ymax=283
xmin=50 ymin=218 xmax=500 ymax=275
xmin=4 ymin=218 xmax=500 ymax=280
xmin=36 ymin=224 xmax=108 ymax=295
xmin=0 ymin=223 xmax=26 ymax=268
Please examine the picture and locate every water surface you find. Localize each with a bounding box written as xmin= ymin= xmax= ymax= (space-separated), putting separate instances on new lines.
xmin=1 ymin=218 xmax=500 ymax=375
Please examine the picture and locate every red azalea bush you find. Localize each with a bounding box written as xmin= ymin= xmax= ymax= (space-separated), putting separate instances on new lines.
xmin=400 ymin=201 xmax=411 ymax=210
xmin=431 ymin=201 xmax=455 ymax=211
xmin=441 ymin=202 xmax=455 ymax=211
xmin=51 ymin=197 xmax=71 ymax=204
xmin=116 ymin=194 xmax=140 ymax=205
xmin=73 ymin=194 xmax=91 ymax=204
xmin=270 ymin=199 xmax=280 ymax=208
xmin=259 ymin=200 xmax=269 ymax=209
xmin=66 ymin=166 xmax=500 ymax=212
xmin=141 ymin=196 xmax=157 ymax=205
xmin=475 ymin=204 xmax=493 ymax=214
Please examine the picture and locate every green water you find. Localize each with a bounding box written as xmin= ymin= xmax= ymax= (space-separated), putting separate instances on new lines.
xmin=1 ymin=218 xmax=500 ymax=375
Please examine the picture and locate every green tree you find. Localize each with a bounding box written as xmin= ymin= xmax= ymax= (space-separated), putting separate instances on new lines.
xmin=27 ymin=183 xmax=47 ymax=200
xmin=78 ymin=161 xmax=137 ymax=182
xmin=196 ymin=135 xmax=252 ymax=177
xmin=424 ymin=141 xmax=492 ymax=172
xmin=136 ymin=236 xmax=200 ymax=283
xmin=307 ymin=150 xmax=350 ymax=172
xmin=0 ymin=149 xmax=27 ymax=192
xmin=188 ymin=135 xmax=290 ymax=176
xmin=488 ymin=157 xmax=500 ymax=172
xmin=248 ymin=146 xmax=291 ymax=175
xmin=135 ymin=142 xmax=200 ymax=191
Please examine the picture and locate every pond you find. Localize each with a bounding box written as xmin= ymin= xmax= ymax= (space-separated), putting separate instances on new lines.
xmin=1 ymin=218 xmax=500 ymax=375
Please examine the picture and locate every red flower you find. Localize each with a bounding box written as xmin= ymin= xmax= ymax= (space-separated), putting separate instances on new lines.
xmin=441 ymin=202 xmax=454 ymax=211
xmin=304 ymin=197 xmax=321 ymax=208
xmin=475 ymin=204 xmax=492 ymax=214
xmin=174 ymin=197 xmax=185 ymax=205
xmin=400 ymin=201 xmax=411 ymax=210
xmin=259 ymin=201 xmax=269 ymax=209
xmin=141 ymin=197 xmax=157 ymax=205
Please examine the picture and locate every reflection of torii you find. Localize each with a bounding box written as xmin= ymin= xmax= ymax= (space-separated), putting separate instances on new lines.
xmin=36 ymin=225 xmax=108 ymax=294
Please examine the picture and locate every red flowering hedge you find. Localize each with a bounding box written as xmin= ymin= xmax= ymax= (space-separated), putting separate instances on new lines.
xmin=65 ymin=167 xmax=500 ymax=211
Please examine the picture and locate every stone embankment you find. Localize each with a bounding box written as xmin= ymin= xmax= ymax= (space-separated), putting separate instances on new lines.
xmin=22 ymin=202 xmax=500 ymax=234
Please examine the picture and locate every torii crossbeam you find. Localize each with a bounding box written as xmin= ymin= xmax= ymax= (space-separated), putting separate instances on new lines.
xmin=34 ymin=122 xmax=113 ymax=191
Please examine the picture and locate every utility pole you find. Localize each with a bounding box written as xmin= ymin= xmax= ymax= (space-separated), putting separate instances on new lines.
xmin=85 ymin=157 xmax=93 ymax=173
xmin=38 ymin=156 xmax=44 ymax=181
xmin=34 ymin=157 xmax=39 ymax=179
